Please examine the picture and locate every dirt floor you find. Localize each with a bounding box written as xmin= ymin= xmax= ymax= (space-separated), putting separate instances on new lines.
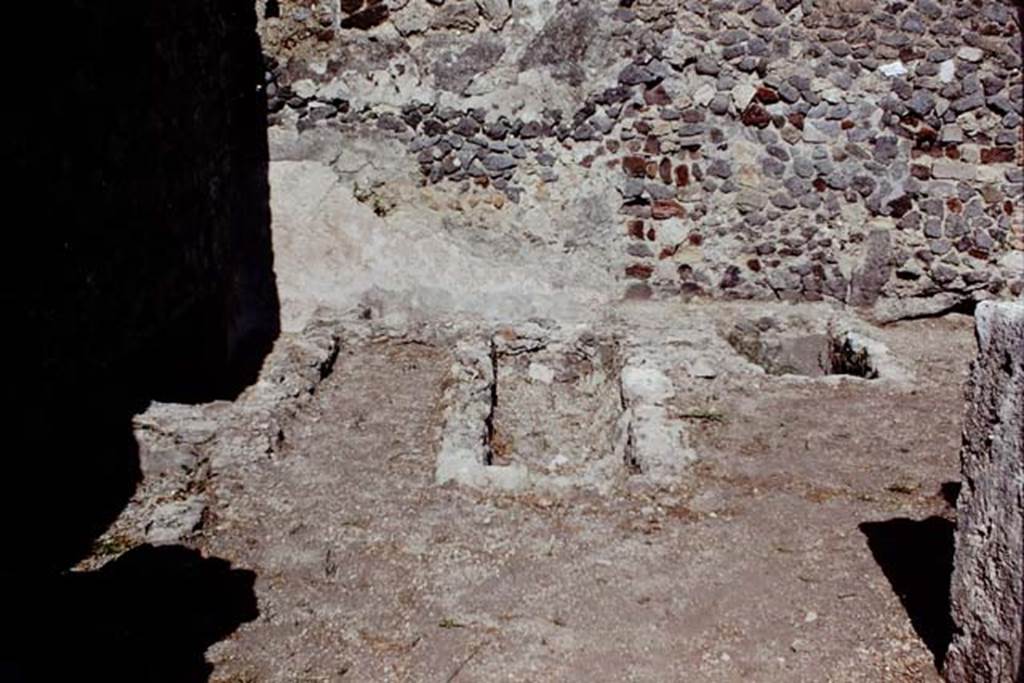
xmin=147 ymin=306 xmax=976 ymax=682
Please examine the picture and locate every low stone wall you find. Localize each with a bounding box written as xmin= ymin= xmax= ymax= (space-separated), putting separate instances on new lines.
xmin=945 ymin=300 xmax=1024 ymax=683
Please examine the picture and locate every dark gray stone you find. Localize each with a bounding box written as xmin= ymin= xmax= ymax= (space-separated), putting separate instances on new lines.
xmin=707 ymin=159 xmax=732 ymax=178
xmin=951 ymin=92 xmax=986 ymax=114
xmin=619 ymin=63 xmax=659 ymax=85
xmin=851 ymin=175 xmax=876 ymax=197
xmin=695 ymin=56 xmax=721 ymax=76
xmin=770 ymin=193 xmax=797 ymax=210
xmin=751 ymin=5 xmax=782 ymax=27
xmin=518 ymin=5 xmax=598 ymax=85
xmin=793 ymin=158 xmax=815 ymax=178
xmin=433 ymin=36 xmax=507 ymax=94
xmin=908 ymin=90 xmax=935 ymax=116
xmin=482 ymin=153 xmax=516 ymax=173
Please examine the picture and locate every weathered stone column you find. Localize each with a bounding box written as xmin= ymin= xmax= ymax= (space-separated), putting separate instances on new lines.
xmin=945 ymin=300 xmax=1024 ymax=683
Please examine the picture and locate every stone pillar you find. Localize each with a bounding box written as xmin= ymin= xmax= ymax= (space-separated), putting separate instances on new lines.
xmin=945 ymin=300 xmax=1024 ymax=683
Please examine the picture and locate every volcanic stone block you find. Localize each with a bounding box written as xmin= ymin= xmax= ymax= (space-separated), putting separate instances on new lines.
xmin=945 ymin=301 xmax=1024 ymax=683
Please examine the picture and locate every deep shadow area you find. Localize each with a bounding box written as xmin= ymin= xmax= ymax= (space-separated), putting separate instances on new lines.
xmin=1 ymin=1 xmax=277 ymax=679
xmin=860 ymin=517 xmax=956 ymax=668
xmin=940 ymin=481 xmax=962 ymax=508
xmin=1 ymin=546 xmax=258 ymax=682
xmin=5 ymin=0 xmax=279 ymax=405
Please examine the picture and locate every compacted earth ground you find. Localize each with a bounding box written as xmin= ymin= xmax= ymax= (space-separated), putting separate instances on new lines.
xmin=82 ymin=302 xmax=977 ymax=681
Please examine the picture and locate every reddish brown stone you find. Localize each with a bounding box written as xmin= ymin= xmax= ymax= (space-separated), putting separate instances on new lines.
xmin=981 ymin=147 xmax=1016 ymax=164
xmin=644 ymin=135 xmax=661 ymax=155
xmin=755 ymin=86 xmax=780 ymax=105
xmin=910 ymin=163 xmax=931 ymax=180
xmin=651 ymin=199 xmax=685 ymax=220
xmin=658 ymin=245 xmax=678 ymax=259
xmin=741 ymin=103 xmax=771 ymax=128
xmin=945 ymin=145 xmax=961 ymax=160
xmin=968 ymin=247 xmax=990 ymax=260
xmin=687 ymin=232 xmax=703 ymax=246
xmin=625 ymin=263 xmax=654 ymax=280
xmin=646 ymin=228 xmax=657 ymax=241
xmin=644 ymin=84 xmax=672 ymax=106
xmin=622 ymin=155 xmax=647 ymax=177
xmin=580 ymin=155 xmax=594 ymax=169
xmin=644 ymin=161 xmax=658 ymax=179
xmin=634 ymin=120 xmax=652 ymax=135
xmin=627 ymin=220 xmax=645 ymax=239
xmin=677 ymin=110 xmax=701 ymax=125
xmin=658 ymin=157 xmax=672 ymax=184
xmin=1004 ymin=201 xmax=1014 ymax=215
xmin=787 ymin=112 xmax=805 ymax=130
xmin=812 ymin=178 xmax=827 ymax=192
xmin=889 ymin=195 xmax=914 ymax=218
xmin=947 ymin=197 xmax=963 ymax=213
xmin=915 ymin=127 xmax=938 ymax=149
xmin=340 ymin=2 xmax=389 ymax=29
xmin=841 ymin=119 xmax=855 ymax=130
xmin=746 ymin=258 xmax=762 ymax=272
xmin=605 ymin=139 xmax=620 ymax=153
xmin=899 ymin=47 xmax=923 ymax=62
xmin=674 ymin=164 xmax=690 ymax=187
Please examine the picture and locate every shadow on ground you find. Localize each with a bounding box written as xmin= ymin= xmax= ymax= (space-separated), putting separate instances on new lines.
xmin=859 ymin=515 xmax=956 ymax=668
xmin=1 ymin=2 xmax=276 ymax=680
xmin=2 ymin=546 xmax=258 ymax=682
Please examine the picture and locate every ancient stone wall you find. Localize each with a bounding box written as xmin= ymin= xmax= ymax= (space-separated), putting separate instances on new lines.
xmin=945 ymin=300 xmax=1023 ymax=683
xmin=256 ymin=0 xmax=1020 ymax=314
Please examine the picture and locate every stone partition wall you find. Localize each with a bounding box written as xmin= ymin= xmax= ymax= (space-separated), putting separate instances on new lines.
xmin=945 ymin=300 xmax=1023 ymax=683
xmin=256 ymin=0 xmax=1020 ymax=311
